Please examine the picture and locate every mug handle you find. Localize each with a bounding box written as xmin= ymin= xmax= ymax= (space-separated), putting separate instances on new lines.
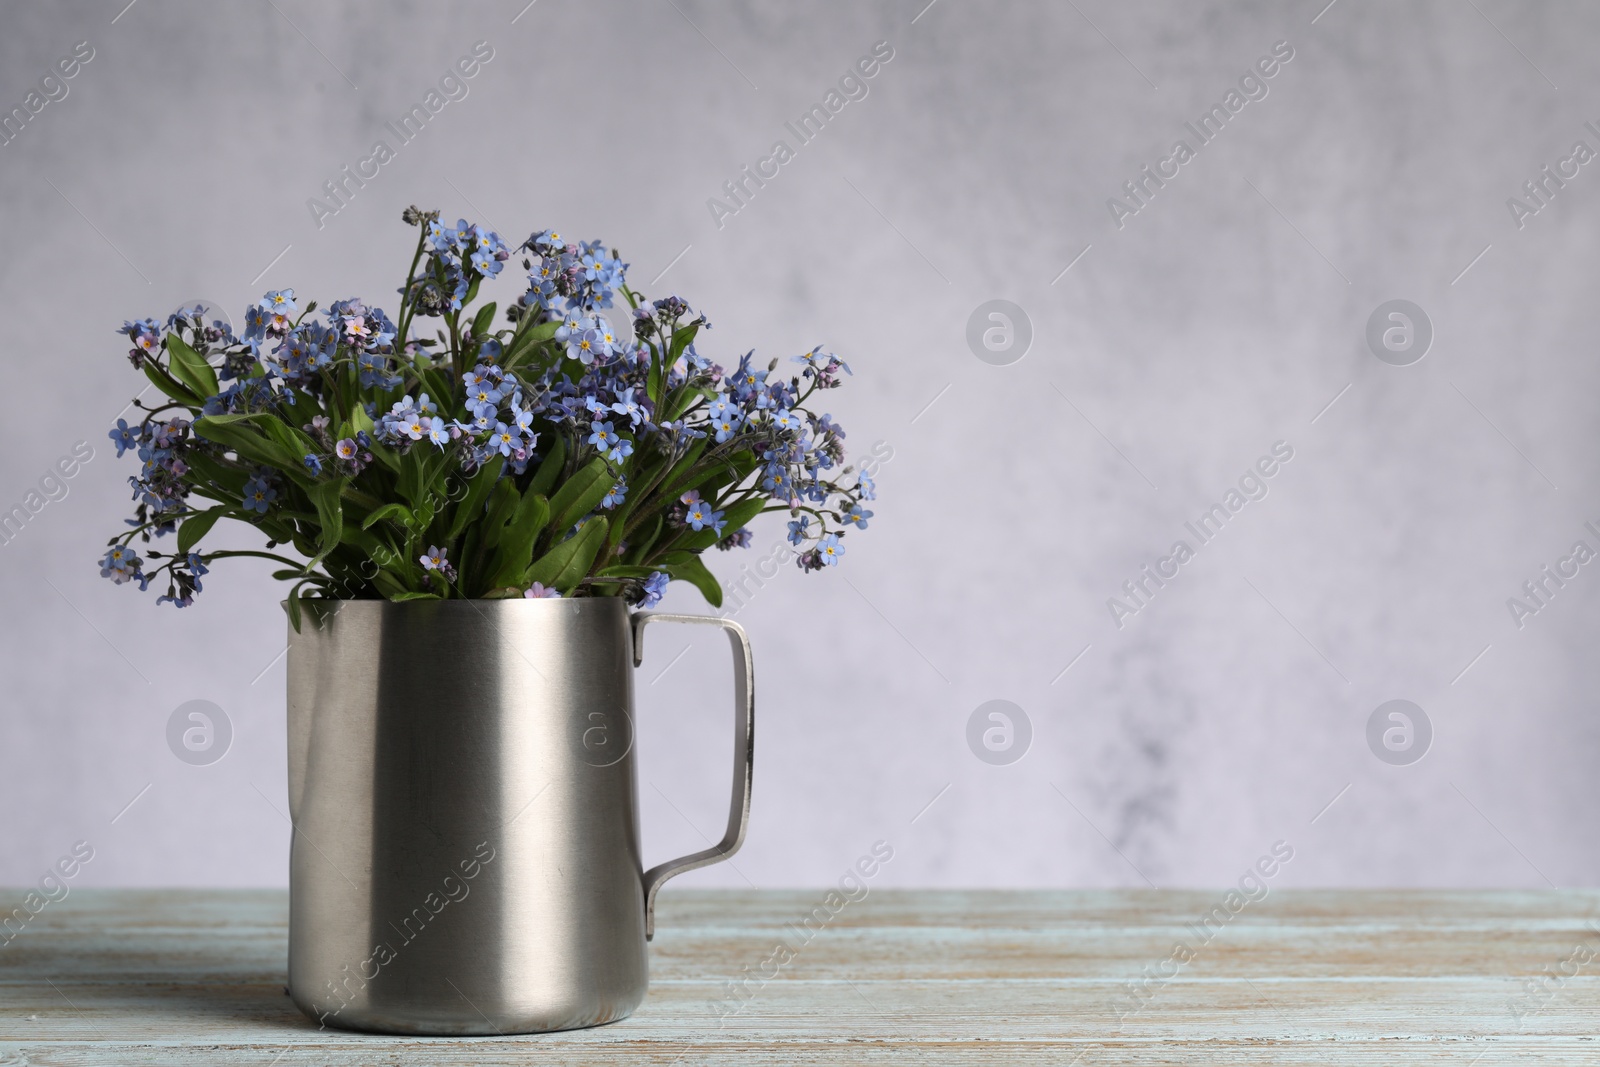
xmin=632 ymin=611 xmax=755 ymax=940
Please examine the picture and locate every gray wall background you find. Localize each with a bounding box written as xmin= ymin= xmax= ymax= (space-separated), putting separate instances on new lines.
xmin=2 ymin=0 xmax=1598 ymax=892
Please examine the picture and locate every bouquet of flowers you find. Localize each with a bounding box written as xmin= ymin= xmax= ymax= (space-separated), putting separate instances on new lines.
xmin=101 ymin=207 xmax=874 ymax=627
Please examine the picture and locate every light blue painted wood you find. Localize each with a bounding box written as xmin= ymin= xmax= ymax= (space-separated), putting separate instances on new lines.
xmin=0 ymin=889 xmax=1597 ymax=1063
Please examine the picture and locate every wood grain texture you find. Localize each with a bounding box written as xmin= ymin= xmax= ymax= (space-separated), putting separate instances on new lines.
xmin=1 ymin=889 xmax=1598 ymax=1064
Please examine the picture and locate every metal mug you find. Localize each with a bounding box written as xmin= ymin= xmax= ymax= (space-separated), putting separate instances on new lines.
xmin=284 ymin=597 xmax=753 ymax=1034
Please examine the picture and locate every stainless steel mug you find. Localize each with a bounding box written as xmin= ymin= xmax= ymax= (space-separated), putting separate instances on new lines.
xmin=284 ymin=597 xmax=753 ymax=1034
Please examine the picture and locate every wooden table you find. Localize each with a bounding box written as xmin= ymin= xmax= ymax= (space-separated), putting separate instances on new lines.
xmin=1 ymin=889 xmax=1597 ymax=1063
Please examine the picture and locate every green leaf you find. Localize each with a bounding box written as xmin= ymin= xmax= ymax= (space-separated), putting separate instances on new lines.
xmin=396 ymin=447 xmax=426 ymax=507
xmin=655 ymin=437 xmax=710 ymax=501
xmin=647 ymin=346 xmax=664 ymax=406
xmin=670 ymin=449 xmax=755 ymax=504
xmin=716 ymin=496 xmax=767 ymax=533
xmin=420 ymin=368 xmax=453 ymax=408
xmin=479 ymin=477 xmax=519 ymax=549
xmin=306 ymin=479 xmax=345 ymax=568
xmin=254 ymin=412 xmax=320 ymax=467
xmin=164 ymin=333 xmax=218 ymax=400
xmin=527 ymin=435 xmax=567 ymax=498
xmin=362 ymin=502 xmax=414 ymax=530
xmin=387 ymin=591 xmax=441 ymax=602
xmin=200 ymin=411 xmax=318 ymax=481
xmin=346 ymin=403 xmax=375 ymax=438
xmin=338 ymin=523 xmax=399 ymax=565
xmin=181 ymin=451 xmax=247 ymax=495
xmin=372 ymin=569 xmax=409 ymax=598
xmin=485 ymin=492 xmax=549 ymax=589
xmin=193 ymin=416 xmax=302 ymax=472
xmin=664 ymin=552 xmax=722 ymax=608
xmin=662 ymin=382 xmax=712 ymax=425
xmin=192 ymin=412 xmax=261 ymax=426
xmin=367 ymin=438 xmax=401 ymax=474
xmin=285 ymin=579 xmax=319 ymax=634
xmin=594 ymin=564 xmax=657 ymax=579
xmin=668 ymin=321 xmax=701 ymax=363
xmin=524 ymin=516 xmax=608 ymax=594
xmin=722 ymin=449 xmax=760 ymax=486
xmin=471 ymin=302 xmax=498 ymax=339
xmin=143 ymin=361 xmax=202 ymax=407
xmin=623 ymin=513 xmax=663 ymax=565
xmin=446 ymin=454 xmax=506 ymax=539
xmin=411 ymin=496 xmax=437 ymax=536
xmin=176 ymin=507 xmax=229 ymax=554
xmin=546 ymin=456 xmax=616 ymax=534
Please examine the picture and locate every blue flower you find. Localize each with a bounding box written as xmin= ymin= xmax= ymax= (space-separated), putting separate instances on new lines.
xmin=109 ymin=419 xmax=140 ymax=457
xmin=470 ymin=248 xmax=503 ymax=276
xmin=817 ymin=533 xmax=844 ymax=565
xmin=712 ymin=411 xmax=744 ymax=443
xmin=466 ymin=378 xmax=505 ymax=413
xmin=554 ymin=308 xmax=590 ymax=343
xmin=794 ymin=345 xmax=852 ymax=386
xmin=685 ymin=499 xmax=724 ymax=535
xmin=580 ymin=250 xmax=610 ymax=282
xmin=640 ymin=570 xmax=669 ymax=608
xmin=99 ymin=546 xmax=142 ymax=584
xmin=605 ymin=437 xmax=634 ymax=464
xmin=602 ymin=480 xmax=628 ymax=509
xmin=844 ymin=504 xmax=873 ymax=529
xmin=490 ymin=423 xmax=523 ymax=457
xmin=566 ymin=326 xmax=608 ymax=364
xmin=260 ymin=288 xmax=297 ymax=315
xmin=242 ymin=304 xmax=268 ymax=341
xmin=610 ymin=388 xmax=645 ymax=427
xmin=241 ymin=475 xmax=277 ymax=513
xmin=425 ymin=417 xmax=451 ymax=447
xmin=420 ymin=545 xmax=449 ymax=571
xmin=357 ymin=351 xmax=398 ymax=388
xmin=730 ymin=355 xmax=767 ymax=399
xmin=787 ymin=516 xmax=810 ymax=545
xmin=185 ymin=552 xmax=209 ymax=593
xmin=587 ymin=420 xmax=620 ymax=452
xmin=526 ymin=229 xmax=557 ymax=252
xmin=303 ymin=453 xmax=323 ymax=476
xmin=474 ymin=227 xmax=506 ymax=256
xmin=857 ymin=470 xmax=877 ymax=501
xmin=716 ymin=527 xmax=754 ymax=551
xmin=395 ymin=410 xmax=429 ymax=441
